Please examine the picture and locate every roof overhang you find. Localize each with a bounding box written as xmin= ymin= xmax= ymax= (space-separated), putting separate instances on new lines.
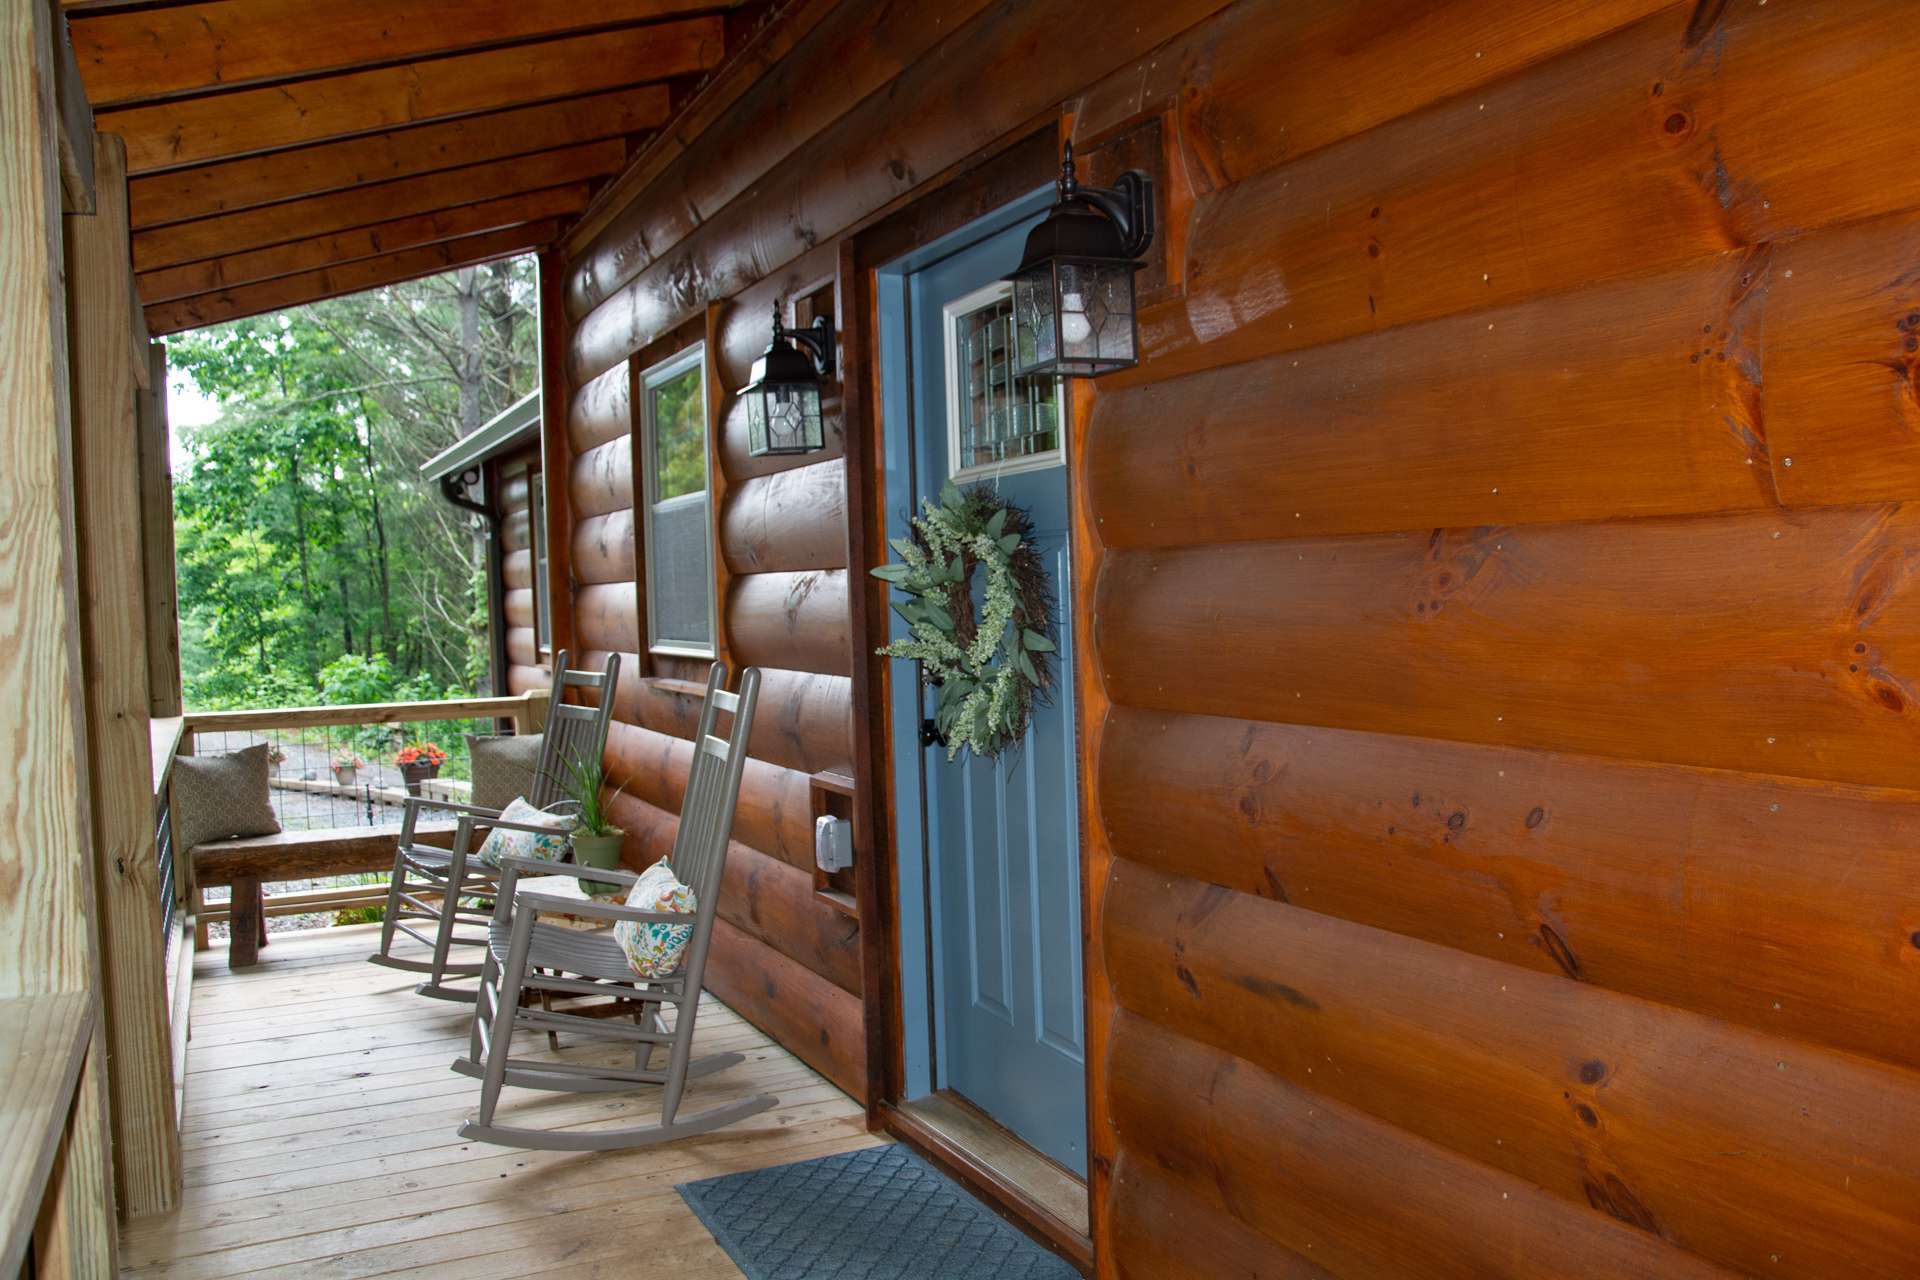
xmin=420 ymin=391 xmax=542 ymax=485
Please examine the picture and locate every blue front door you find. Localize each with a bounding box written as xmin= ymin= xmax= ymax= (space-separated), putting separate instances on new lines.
xmin=898 ymin=211 xmax=1086 ymax=1174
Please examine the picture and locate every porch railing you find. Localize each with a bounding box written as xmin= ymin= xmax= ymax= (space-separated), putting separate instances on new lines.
xmin=165 ymin=690 xmax=548 ymax=945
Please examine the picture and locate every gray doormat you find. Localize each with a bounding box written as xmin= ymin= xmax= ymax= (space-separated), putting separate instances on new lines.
xmin=678 ymin=1145 xmax=1079 ymax=1279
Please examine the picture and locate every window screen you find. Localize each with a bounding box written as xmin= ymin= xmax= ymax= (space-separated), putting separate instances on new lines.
xmin=640 ymin=347 xmax=713 ymax=655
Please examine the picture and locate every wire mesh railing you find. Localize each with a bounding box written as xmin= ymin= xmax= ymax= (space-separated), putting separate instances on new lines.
xmin=176 ymin=692 xmax=547 ymax=942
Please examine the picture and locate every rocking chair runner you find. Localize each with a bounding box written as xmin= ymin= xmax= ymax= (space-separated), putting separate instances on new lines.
xmin=368 ymin=650 xmax=621 ymax=1000
xmin=454 ymin=664 xmax=774 ymax=1151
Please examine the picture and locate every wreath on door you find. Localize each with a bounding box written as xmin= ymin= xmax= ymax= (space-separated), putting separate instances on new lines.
xmin=871 ymin=483 xmax=1057 ymax=761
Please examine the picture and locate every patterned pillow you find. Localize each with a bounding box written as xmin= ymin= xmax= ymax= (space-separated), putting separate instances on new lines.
xmin=467 ymin=732 xmax=542 ymax=810
xmin=475 ymin=797 xmax=572 ymax=869
xmin=613 ymin=859 xmax=698 ymax=978
xmin=171 ymin=743 xmax=281 ymax=852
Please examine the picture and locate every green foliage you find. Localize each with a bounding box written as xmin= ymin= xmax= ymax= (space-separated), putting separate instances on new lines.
xmin=554 ymin=752 xmax=626 ymax=837
xmin=170 ymin=258 xmax=539 ymax=713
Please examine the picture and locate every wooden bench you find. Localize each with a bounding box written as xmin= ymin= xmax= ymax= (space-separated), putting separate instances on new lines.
xmin=192 ymin=822 xmax=458 ymax=968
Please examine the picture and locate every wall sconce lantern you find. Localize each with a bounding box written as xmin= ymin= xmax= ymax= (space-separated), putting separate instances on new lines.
xmin=743 ymin=304 xmax=835 ymax=457
xmin=1007 ymin=140 xmax=1155 ymax=378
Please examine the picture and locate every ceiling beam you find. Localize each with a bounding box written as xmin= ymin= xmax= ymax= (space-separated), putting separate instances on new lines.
xmin=69 ymin=0 xmax=735 ymax=108
xmin=135 ymin=184 xmax=591 ymax=303
xmin=145 ymin=220 xmax=560 ymax=335
xmin=98 ymin=17 xmax=723 ymax=174
xmin=128 ymin=85 xmax=667 ymax=230
xmin=131 ymin=139 xmax=624 ymax=272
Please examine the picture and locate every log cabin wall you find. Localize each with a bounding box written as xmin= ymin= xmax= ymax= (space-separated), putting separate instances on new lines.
xmin=495 ymin=450 xmax=553 ymax=694
xmin=546 ymin=0 xmax=1920 ymax=1271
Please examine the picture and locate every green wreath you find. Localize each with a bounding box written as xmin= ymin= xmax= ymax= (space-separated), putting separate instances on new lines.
xmin=871 ymin=483 xmax=1056 ymax=761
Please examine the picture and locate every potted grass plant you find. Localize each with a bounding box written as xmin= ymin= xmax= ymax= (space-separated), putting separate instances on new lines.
xmin=330 ymin=751 xmax=364 ymax=786
xmin=559 ymin=753 xmax=626 ymax=893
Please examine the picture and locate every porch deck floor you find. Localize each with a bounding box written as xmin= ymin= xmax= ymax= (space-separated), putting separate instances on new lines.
xmin=121 ymin=923 xmax=879 ymax=1278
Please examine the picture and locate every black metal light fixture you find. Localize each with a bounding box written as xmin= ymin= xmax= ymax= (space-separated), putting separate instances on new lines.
xmin=1007 ymin=140 xmax=1154 ymax=378
xmin=742 ymin=304 xmax=835 ymax=457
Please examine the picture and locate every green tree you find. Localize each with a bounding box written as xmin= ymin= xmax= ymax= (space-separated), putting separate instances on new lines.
xmin=169 ymin=257 xmax=538 ymax=710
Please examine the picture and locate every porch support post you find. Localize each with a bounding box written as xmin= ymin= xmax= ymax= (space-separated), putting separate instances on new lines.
xmin=138 ymin=339 xmax=182 ymax=719
xmin=67 ymin=130 xmax=183 ymax=1216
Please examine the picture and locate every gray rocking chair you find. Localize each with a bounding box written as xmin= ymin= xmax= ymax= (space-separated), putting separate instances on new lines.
xmin=453 ymin=663 xmax=774 ymax=1151
xmin=368 ymin=650 xmax=621 ymax=1001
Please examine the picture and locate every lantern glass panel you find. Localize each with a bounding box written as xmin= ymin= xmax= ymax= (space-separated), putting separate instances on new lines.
xmin=1012 ymin=265 xmax=1057 ymax=376
xmin=746 ymin=380 xmax=823 ymax=456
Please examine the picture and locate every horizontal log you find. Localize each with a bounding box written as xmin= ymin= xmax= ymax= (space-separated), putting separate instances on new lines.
xmin=136 ymin=185 xmax=590 ymax=304
xmin=71 ymin=0 xmax=723 ymax=107
xmin=572 ymin=509 xmax=636 ymax=586
xmin=720 ymin=460 xmax=847 ymax=575
xmin=505 ymin=663 xmax=550 ymax=695
xmin=501 ymin=550 xmax=532 ymax=589
xmin=624 ymin=671 xmax=852 ymax=779
xmin=503 ymin=591 xmax=534 ymax=629
xmin=1087 ymin=252 xmax=1769 ymax=547
xmin=128 ymin=86 xmax=669 ymax=230
xmin=719 ymin=840 xmax=861 ymax=996
xmin=1095 ymin=503 xmax=1920 ymax=791
xmin=1766 ymin=208 xmax=1920 ymax=507
xmin=603 ymin=720 xmax=817 ymax=875
xmin=1099 ymin=706 xmax=1920 ymax=1073
xmin=729 ymin=570 xmax=851 ymax=678
xmin=146 ymin=221 xmax=558 ymax=334
xmin=505 ymin=627 xmax=538 ymax=668
xmin=133 ymin=141 xmax=623 ymax=274
xmin=1108 ymin=1155 xmax=1333 ymax=1280
xmin=574 ymin=581 xmax=640 ymax=655
xmin=183 ymin=693 xmax=542 ymax=733
xmin=566 ymin=0 xmax=997 ymax=319
xmin=569 ymin=438 xmax=635 ymax=519
xmin=1108 ymin=1014 xmax=1738 ymax=1280
xmin=500 ymin=473 xmax=534 ymax=515
xmin=1073 ymin=0 xmax=1669 ymax=190
xmin=1127 ymin=0 xmax=1920 ymax=388
xmin=1105 ymin=864 xmax=1920 ymax=1277
xmin=100 ymin=19 xmax=724 ymax=174
xmin=191 ymin=823 xmax=455 ymax=882
xmin=566 ymin=0 xmax=1233 ymax=384
xmin=704 ymin=916 xmax=867 ymax=1102
xmin=568 ymin=363 xmax=631 ymax=453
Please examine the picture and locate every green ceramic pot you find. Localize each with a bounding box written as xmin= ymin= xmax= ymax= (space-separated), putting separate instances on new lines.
xmin=569 ymin=831 xmax=625 ymax=895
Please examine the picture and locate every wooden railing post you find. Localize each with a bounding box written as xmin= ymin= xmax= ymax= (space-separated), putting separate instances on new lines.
xmin=514 ymin=687 xmax=551 ymax=735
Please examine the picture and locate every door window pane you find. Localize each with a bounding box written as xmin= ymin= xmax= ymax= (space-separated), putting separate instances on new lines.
xmin=948 ymin=285 xmax=1062 ymax=477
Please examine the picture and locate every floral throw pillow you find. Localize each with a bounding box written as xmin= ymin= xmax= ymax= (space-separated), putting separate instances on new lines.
xmin=475 ymin=797 xmax=572 ymax=869
xmin=613 ymin=859 xmax=698 ymax=979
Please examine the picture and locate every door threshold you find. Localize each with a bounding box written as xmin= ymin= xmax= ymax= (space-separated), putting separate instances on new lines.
xmin=889 ymin=1091 xmax=1090 ymax=1267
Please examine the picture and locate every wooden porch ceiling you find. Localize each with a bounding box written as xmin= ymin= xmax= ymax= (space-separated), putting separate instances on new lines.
xmin=62 ymin=0 xmax=759 ymax=335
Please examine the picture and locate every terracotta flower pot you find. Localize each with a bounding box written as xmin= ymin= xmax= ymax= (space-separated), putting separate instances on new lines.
xmin=332 ymin=765 xmax=358 ymax=786
xmin=569 ymin=831 xmax=625 ymax=895
xmin=399 ymin=759 xmax=439 ymax=796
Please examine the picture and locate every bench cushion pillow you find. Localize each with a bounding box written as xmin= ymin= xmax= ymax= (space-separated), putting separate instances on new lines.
xmin=475 ymin=797 xmax=572 ymax=869
xmin=468 ymin=732 xmax=543 ymax=810
xmin=172 ymin=743 xmax=281 ymax=852
xmin=613 ymin=859 xmax=698 ymax=979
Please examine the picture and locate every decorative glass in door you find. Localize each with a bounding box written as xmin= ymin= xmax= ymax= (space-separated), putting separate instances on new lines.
xmin=944 ymin=282 xmax=1062 ymax=480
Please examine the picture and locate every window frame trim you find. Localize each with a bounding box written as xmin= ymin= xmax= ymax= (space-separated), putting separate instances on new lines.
xmin=637 ymin=342 xmax=717 ymax=660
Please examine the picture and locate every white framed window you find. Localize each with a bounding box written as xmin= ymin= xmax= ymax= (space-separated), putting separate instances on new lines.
xmin=943 ymin=279 xmax=1065 ymax=482
xmin=639 ymin=344 xmax=715 ymax=658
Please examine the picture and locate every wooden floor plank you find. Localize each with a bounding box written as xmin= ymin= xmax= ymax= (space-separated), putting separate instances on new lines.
xmin=121 ymin=922 xmax=878 ymax=1279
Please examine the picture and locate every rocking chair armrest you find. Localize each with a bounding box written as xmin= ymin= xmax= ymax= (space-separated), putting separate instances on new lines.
xmin=497 ymin=854 xmax=640 ymax=885
xmin=473 ymin=816 xmax=577 ymax=838
xmin=406 ymin=794 xmax=505 ymax=818
xmin=518 ymin=892 xmax=687 ymax=927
